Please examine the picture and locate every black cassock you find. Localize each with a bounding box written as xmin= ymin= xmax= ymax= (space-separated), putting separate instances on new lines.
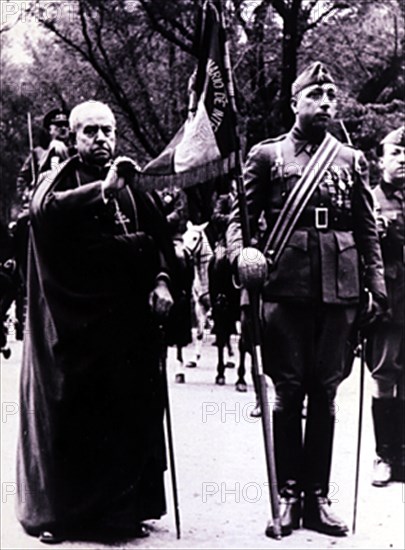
xmin=17 ymin=156 xmax=177 ymax=535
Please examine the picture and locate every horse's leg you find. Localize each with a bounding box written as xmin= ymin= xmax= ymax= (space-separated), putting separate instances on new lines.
xmin=174 ymin=345 xmax=185 ymax=383
xmin=225 ymin=335 xmax=235 ymax=369
xmin=185 ymin=299 xmax=200 ymax=369
xmin=235 ymin=334 xmax=247 ymax=392
xmin=227 ymin=335 xmax=234 ymax=358
xmin=194 ymin=301 xmax=205 ymax=366
xmin=215 ymin=341 xmax=226 ymax=385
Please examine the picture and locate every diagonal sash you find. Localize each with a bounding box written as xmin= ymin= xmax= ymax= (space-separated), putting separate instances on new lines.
xmin=263 ymin=132 xmax=342 ymax=266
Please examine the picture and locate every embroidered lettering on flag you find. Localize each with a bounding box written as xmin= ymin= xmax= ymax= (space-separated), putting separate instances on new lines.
xmin=133 ymin=0 xmax=238 ymax=192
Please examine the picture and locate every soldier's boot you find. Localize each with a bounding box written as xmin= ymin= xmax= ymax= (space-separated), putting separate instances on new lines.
xmin=301 ymin=394 xmax=348 ymax=536
xmin=392 ymin=398 xmax=405 ymax=482
xmin=371 ymin=397 xmax=396 ymax=487
xmin=266 ymin=399 xmax=303 ymax=537
xmin=265 ymin=480 xmax=301 ymax=538
xmin=302 ymin=489 xmax=348 ymax=536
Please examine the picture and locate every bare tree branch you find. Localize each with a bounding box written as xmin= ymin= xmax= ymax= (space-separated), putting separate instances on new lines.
xmin=139 ymin=0 xmax=194 ymax=55
xmin=305 ymin=2 xmax=349 ymax=30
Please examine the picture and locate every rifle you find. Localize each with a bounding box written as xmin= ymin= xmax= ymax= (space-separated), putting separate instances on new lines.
xmin=27 ymin=112 xmax=37 ymax=187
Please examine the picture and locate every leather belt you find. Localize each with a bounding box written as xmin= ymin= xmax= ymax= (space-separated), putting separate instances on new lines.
xmin=296 ymin=207 xmax=352 ymax=231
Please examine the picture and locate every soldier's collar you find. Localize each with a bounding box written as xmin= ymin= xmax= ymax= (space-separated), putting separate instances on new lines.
xmin=290 ymin=126 xmax=325 ymax=156
xmin=381 ymin=180 xmax=404 ymax=200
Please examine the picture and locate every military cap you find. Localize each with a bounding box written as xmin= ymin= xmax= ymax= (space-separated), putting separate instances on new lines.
xmin=381 ymin=126 xmax=405 ymax=147
xmin=42 ymin=108 xmax=69 ymax=129
xmin=292 ymin=61 xmax=335 ymax=96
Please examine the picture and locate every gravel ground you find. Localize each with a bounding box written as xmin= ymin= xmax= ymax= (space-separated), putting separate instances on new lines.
xmin=1 ymin=331 xmax=404 ymax=549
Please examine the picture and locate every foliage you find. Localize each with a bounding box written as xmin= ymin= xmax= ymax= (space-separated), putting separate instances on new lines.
xmin=0 ymin=0 xmax=404 ymax=223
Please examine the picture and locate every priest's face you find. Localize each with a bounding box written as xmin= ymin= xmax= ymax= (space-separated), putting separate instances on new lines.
xmin=291 ymin=83 xmax=337 ymax=134
xmin=74 ymin=106 xmax=116 ymax=166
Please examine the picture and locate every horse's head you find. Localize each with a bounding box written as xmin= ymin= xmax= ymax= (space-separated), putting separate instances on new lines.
xmin=182 ymin=221 xmax=210 ymax=258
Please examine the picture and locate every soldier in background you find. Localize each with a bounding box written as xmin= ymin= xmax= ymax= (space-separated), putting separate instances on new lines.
xmin=367 ymin=126 xmax=405 ymax=486
xmin=13 ymin=108 xmax=71 ymax=338
xmin=16 ymin=108 xmax=70 ymax=206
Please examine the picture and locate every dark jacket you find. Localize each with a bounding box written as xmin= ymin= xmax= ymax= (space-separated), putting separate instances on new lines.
xmin=227 ymin=127 xmax=386 ymax=305
xmin=373 ymin=181 xmax=404 ymax=324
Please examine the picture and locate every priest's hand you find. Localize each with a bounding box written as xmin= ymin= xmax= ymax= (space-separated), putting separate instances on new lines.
xmin=101 ymin=156 xmax=139 ymax=201
xmin=149 ymin=279 xmax=174 ymax=320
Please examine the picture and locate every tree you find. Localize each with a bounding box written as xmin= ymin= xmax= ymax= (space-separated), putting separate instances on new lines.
xmin=1 ymin=0 xmax=404 ymax=224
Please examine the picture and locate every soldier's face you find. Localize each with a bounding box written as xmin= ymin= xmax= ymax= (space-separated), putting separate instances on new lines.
xmin=48 ymin=122 xmax=69 ymax=143
xmin=291 ymin=83 xmax=337 ymax=132
xmin=74 ymin=108 xmax=116 ymax=166
xmin=380 ymin=144 xmax=405 ymax=184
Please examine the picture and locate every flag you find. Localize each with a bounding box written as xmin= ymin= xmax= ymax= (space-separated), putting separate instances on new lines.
xmin=133 ymin=0 xmax=238 ymax=192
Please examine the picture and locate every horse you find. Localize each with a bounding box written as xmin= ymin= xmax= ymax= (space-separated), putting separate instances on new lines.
xmin=180 ymin=221 xmax=213 ymax=373
xmin=177 ymin=220 xmax=249 ymax=390
xmin=208 ymin=243 xmax=245 ymax=388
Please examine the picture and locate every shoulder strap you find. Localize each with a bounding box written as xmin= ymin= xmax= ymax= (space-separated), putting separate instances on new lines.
xmin=263 ymin=132 xmax=342 ymax=266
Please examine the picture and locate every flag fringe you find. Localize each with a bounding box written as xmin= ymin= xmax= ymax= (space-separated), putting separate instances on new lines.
xmin=134 ymin=152 xmax=237 ymax=192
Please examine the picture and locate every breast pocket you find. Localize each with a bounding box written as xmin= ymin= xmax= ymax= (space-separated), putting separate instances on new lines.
xmin=335 ymin=232 xmax=359 ymax=299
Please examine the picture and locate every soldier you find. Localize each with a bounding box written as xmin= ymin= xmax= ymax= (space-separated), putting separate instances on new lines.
xmin=227 ymin=62 xmax=387 ymax=537
xmin=367 ymin=126 xmax=405 ymax=486
xmin=16 ymin=107 xmax=70 ymax=205
xmin=13 ymin=108 xmax=71 ymax=339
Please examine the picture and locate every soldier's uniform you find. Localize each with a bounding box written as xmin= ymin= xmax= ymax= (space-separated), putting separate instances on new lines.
xmin=227 ymin=62 xmax=386 ymax=537
xmin=16 ymin=108 xmax=70 ymax=206
xmin=366 ymin=126 xmax=405 ymax=485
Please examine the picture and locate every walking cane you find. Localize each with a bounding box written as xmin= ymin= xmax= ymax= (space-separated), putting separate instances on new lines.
xmin=352 ymin=334 xmax=367 ymax=534
xmin=352 ymin=288 xmax=373 ymax=534
xmin=248 ymin=289 xmax=282 ymax=540
xmin=217 ymin=3 xmax=281 ymax=537
xmin=159 ymin=326 xmax=181 ymax=539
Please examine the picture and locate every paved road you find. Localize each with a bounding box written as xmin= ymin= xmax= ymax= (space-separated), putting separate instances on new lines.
xmin=1 ymin=331 xmax=404 ymax=549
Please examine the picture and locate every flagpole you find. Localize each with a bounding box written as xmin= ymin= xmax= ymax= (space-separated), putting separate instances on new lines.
xmin=218 ymin=2 xmax=282 ymax=539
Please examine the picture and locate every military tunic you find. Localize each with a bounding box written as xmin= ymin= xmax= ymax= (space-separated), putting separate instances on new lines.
xmin=227 ymin=126 xmax=386 ymax=494
xmin=367 ymin=181 xmax=404 ymax=396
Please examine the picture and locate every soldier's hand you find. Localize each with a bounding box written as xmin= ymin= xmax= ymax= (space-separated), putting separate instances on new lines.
xmin=359 ymin=290 xmax=387 ymax=332
xmin=237 ymin=247 xmax=268 ymax=290
xmin=49 ymin=139 xmax=69 ymax=159
xmin=376 ymin=215 xmax=390 ymax=238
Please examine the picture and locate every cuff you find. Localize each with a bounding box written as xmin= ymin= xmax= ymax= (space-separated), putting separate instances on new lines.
xmin=155 ymin=272 xmax=171 ymax=286
xmin=101 ymin=183 xmax=117 ymax=204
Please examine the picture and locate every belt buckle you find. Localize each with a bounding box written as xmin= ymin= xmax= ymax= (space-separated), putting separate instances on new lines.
xmin=315 ymin=207 xmax=328 ymax=229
